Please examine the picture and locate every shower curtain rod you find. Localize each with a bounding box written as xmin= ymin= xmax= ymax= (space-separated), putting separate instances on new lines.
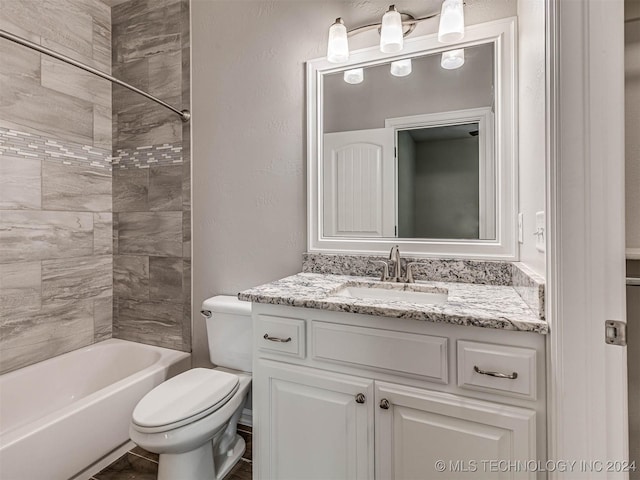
xmin=0 ymin=28 xmax=191 ymax=123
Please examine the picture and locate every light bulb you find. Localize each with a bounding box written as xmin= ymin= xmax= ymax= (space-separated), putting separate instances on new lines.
xmin=380 ymin=5 xmax=403 ymax=53
xmin=438 ymin=0 xmax=465 ymax=43
xmin=327 ymin=18 xmax=349 ymax=63
xmin=343 ymin=68 xmax=364 ymax=84
xmin=390 ymin=59 xmax=412 ymax=77
xmin=441 ymin=49 xmax=465 ymax=69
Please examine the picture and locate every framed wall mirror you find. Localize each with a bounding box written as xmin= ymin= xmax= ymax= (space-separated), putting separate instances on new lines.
xmin=307 ymin=17 xmax=517 ymax=259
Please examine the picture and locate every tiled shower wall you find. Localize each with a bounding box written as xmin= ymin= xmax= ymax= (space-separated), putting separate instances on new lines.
xmin=0 ymin=0 xmax=114 ymax=374
xmin=111 ymin=0 xmax=191 ymax=352
xmin=0 ymin=0 xmax=191 ymax=374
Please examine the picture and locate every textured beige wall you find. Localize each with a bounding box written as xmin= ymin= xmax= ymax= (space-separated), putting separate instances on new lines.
xmin=191 ymin=0 xmax=517 ymax=367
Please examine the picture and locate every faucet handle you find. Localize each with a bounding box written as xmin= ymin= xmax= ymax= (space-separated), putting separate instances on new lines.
xmin=405 ymin=262 xmax=420 ymax=284
xmin=373 ymin=260 xmax=391 ymax=282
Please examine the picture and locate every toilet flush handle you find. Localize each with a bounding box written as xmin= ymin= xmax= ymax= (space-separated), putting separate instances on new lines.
xmin=200 ymin=310 xmax=212 ymax=318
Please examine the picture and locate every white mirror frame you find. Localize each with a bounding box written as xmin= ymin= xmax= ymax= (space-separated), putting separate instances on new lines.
xmin=306 ymin=17 xmax=518 ymax=260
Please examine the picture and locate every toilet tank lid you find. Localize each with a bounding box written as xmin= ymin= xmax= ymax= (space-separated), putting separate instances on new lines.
xmin=202 ymin=295 xmax=251 ymax=315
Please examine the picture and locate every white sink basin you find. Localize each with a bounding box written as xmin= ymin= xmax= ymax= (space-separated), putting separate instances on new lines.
xmin=333 ymin=285 xmax=448 ymax=305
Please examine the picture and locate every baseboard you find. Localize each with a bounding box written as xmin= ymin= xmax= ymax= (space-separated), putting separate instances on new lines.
xmin=239 ymin=407 xmax=252 ymax=427
xmin=626 ymin=248 xmax=640 ymax=260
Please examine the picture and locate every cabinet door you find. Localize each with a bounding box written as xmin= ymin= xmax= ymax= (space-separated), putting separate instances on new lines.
xmin=255 ymin=359 xmax=374 ymax=480
xmin=375 ymin=382 xmax=536 ymax=480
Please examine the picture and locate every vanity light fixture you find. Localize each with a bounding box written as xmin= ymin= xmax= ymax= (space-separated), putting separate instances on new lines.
xmin=438 ymin=0 xmax=465 ymax=43
xmin=327 ymin=18 xmax=349 ymax=63
xmin=380 ymin=5 xmax=404 ymax=53
xmin=441 ymin=48 xmax=465 ymax=69
xmin=390 ymin=58 xmax=412 ymax=77
xmin=343 ymin=68 xmax=364 ymax=84
xmin=325 ymin=1 xmax=466 ymax=64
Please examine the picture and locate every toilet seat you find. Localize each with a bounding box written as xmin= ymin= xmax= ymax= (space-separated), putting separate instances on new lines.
xmin=132 ymin=368 xmax=239 ymax=434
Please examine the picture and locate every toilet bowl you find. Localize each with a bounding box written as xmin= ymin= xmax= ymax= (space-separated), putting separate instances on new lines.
xmin=129 ymin=296 xmax=252 ymax=480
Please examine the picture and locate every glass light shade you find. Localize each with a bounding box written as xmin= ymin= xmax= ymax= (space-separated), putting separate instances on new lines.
xmin=380 ymin=7 xmax=403 ymax=53
xmin=438 ymin=0 xmax=465 ymax=43
xmin=343 ymin=68 xmax=364 ymax=84
xmin=390 ymin=59 xmax=412 ymax=77
xmin=327 ymin=18 xmax=349 ymax=63
xmin=441 ymin=48 xmax=465 ymax=69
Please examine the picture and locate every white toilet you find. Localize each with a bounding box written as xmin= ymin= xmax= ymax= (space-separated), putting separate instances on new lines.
xmin=129 ymin=296 xmax=252 ymax=480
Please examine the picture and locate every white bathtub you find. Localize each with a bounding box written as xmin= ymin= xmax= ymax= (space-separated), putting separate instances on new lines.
xmin=0 ymin=339 xmax=190 ymax=480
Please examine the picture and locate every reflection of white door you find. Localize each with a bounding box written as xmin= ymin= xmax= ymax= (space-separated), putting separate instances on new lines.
xmin=323 ymin=129 xmax=395 ymax=237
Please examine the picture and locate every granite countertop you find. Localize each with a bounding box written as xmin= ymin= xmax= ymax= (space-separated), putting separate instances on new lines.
xmin=238 ymin=273 xmax=549 ymax=335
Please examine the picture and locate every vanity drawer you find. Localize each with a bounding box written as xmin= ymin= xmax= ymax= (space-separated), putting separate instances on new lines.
xmin=457 ymin=340 xmax=537 ymax=400
xmin=312 ymin=321 xmax=448 ymax=383
xmin=256 ymin=314 xmax=306 ymax=359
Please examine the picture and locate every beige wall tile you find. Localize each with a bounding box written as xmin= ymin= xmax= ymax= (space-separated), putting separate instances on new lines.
xmin=115 ymin=99 xmax=182 ymax=149
xmin=94 ymin=105 xmax=113 ymax=150
xmin=94 ymin=212 xmax=113 ymax=255
xmin=0 ymin=74 xmax=94 ymax=145
xmin=42 ymin=255 xmax=112 ymax=302
xmin=149 ymin=165 xmax=182 ymax=211
xmin=1 ymin=0 xmax=94 ymax=62
xmin=114 ymin=299 xmax=183 ymax=350
xmin=148 ymin=50 xmax=181 ymax=101
xmin=0 ymin=299 xmax=94 ymax=352
xmin=113 ymin=168 xmax=149 ymax=212
xmin=118 ymin=211 xmax=182 ymax=257
xmin=0 ymin=156 xmax=41 ymax=210
xmin=0 ymin=210 xmax=94 ymax=263
xmin=114 ymin=254 xmax=149 ymax=300
xmin=42 ymin=162 xmax=111 ymax=212
xmin=149 ymin=256 xmax=182 ymax=302
xmin=41 ymin=57 xmax=111 ymax=108
xmin=0 ymin=261 xmax=41 ymax=315
xmin=94 ymin=296 xmax=113 ymax=342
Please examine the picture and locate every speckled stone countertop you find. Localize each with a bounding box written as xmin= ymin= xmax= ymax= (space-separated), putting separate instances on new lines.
xmin=238 ymin=273 xmax=549 ymax=334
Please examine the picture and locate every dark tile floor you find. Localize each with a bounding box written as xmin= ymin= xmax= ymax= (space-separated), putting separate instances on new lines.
xmin=92 ymin=426 xmax=252 ymax=480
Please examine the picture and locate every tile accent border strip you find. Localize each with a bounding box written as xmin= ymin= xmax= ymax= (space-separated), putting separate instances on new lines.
xmin=112 ymin=144 xmax=183 ymax=169
xmin=0 ymin=127 xmax=182 ymax=171
xmin=0 ymin=127 xmax=112 ymax=170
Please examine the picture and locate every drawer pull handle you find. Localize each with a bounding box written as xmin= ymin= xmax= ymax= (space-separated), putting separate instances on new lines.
xmin=473 ymin=365 xmax=518 ymax=379
xmin=379 ymin=398 xmax=390 ymax=410
xmin=263 ymin=333 xmax=292 ymax=343
xmin=355 ymin=393 xmax=366 ymax=404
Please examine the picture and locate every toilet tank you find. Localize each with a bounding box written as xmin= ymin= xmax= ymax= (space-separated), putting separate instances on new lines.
xmin=202 ymin=296 xmax=252 ymax=372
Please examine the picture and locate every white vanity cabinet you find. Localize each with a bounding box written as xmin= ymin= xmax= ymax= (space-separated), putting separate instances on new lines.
xmin=252 ymin=304 xmax=546 ymax=480
xmin=374 ymin=382 xmax=536 ymax=480
xmin=255 ymin=360 xmax=375 ymax=480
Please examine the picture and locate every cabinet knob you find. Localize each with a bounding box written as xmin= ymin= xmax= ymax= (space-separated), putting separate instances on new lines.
xmin=355 ymin=393 xmax=366 ymax=404
xmin=379 ymin=398 xmax=390 ymax=410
